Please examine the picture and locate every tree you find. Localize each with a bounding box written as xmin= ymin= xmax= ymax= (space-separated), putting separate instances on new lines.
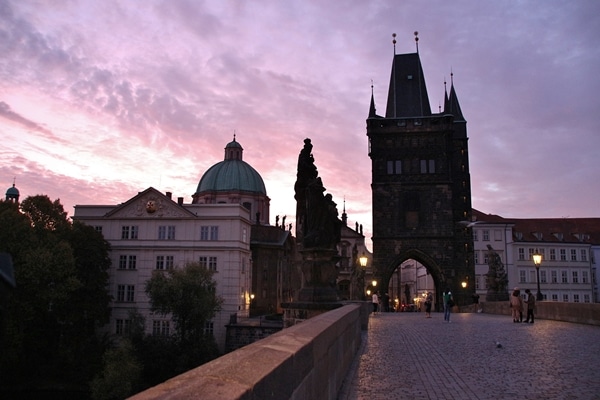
xmin=90 ymin=341 xmax=142 ymax=400
xmin=0 ymin=196 xmax=112 ymax=395
xmin=145 ymin=262 xmax=223 ymax=343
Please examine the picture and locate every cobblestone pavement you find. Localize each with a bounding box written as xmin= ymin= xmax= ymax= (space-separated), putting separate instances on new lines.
xmin=337 ymin=312 xmax=600 ymax=400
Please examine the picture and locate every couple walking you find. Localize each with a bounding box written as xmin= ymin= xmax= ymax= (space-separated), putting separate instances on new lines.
xmin=510 ymin=287 xmax=536 ymax=323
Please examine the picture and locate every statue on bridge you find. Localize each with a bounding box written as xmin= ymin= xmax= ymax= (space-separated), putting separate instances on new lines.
xmin=292 ymin=138 xmax=342 ymax=303
xmin=294 ymin=138 xmax=342 ymax=251
xmin=485 ymin=244 xmax=509 ymax=301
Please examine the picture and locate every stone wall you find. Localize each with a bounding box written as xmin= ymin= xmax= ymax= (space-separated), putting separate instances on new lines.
xmin=129 ymin=303 xmax=366 ymax=400
xmin=477 ymin=301 xmax=600 ymax=326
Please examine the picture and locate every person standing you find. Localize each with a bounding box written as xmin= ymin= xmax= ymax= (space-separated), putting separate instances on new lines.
xmin=443 ymin=289 xmax=453 ymax=322
xmin=471 ymin=292 xmax=480 ymax=313
xmin=372 ymin=292 xmax=379 ymax=314
xmin=425 ymin=292 xmax=433 ymax=318
xmin=509 ymin=287 xmax=523 ymax=323
xmin=524 ymin=289 xmax=536 ymax=323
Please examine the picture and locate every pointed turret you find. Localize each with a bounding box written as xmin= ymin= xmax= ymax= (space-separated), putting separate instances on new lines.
xmin=443 ymin=74 xmax=464 ymax=121
xmin=368 ymin=91 xmax=377 ymax=118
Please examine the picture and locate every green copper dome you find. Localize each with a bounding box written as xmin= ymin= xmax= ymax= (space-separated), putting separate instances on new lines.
xmin=195 ymin=138 xmax=267 ymax=195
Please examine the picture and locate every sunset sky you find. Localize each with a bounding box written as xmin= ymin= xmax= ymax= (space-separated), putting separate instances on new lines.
xmin=2 ymin=0 xmax=599 ymax=249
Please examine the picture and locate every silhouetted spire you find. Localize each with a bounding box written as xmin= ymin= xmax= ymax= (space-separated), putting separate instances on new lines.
xmin=368 ymin=82 xmax=377 ymax=118
xmin=443 ymin=72 xmax=464 ymax=121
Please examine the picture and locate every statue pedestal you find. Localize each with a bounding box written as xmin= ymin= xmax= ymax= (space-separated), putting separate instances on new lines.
xmin=281 ymin=248 xmax=341 ymax=327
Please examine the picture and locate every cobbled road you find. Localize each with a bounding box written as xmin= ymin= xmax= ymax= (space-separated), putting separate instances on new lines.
xmin=338 ymin=311 xmax=600 ymax=400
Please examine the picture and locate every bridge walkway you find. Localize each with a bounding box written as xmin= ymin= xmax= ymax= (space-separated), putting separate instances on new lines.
xmin=337 ymin=311 xmax=600 ymax=400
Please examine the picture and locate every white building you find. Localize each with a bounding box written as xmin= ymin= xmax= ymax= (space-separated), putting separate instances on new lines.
xmin=73 ymin=187 xmax=253 ymax=352
xmin=471 ymin=209 xmax=599 ymax=303
xmin=73 ymin=138 xmax=272 ymax=352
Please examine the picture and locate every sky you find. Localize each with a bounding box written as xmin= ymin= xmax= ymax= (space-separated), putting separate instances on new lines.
xmin=2 ymin=0 xmax=599 ymax=250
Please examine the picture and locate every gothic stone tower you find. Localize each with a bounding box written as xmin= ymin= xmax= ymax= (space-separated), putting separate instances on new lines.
xmin=367 ymin=46 xmax=475 ymax=306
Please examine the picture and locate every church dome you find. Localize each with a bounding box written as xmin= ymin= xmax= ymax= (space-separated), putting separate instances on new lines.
xmin=6 ymin=185 xmax=19 ymax=196
xmin=5 ymin=182 xmax=20 ymax=202
xmin=195 ymin=138 xmax=267 ymax=195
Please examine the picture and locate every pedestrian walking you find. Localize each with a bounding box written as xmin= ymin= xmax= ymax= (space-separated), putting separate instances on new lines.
xmin=524 ymin=289 xmax=536 ymax=323
xmin=372 ymin=292 xmax=379 ymax=314
xmin=443 ymin=289 xmax=454 ymax=322
xmin=472 ymin=292 xmax=480 ymax=313
xmin=425 ymin=292 xmax=433 ymax=318
xmin=509 ymin=287 xmax=523 ymax=323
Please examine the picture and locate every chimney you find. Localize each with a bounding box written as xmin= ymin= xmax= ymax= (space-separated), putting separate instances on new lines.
xmin=177 ymin=197 xmax=184 ymax=206
xmin=166 ymin=191 xmax=172 ymax=199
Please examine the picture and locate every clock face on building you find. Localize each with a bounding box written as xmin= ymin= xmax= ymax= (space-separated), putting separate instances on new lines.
xmin=146 ymin=200 xmax=157 ymax=213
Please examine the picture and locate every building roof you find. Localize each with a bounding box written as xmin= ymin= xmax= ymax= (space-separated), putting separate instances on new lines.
xmin=195 ymin=138 xmax=267 ymax=195
xmin=385 ymin=53 xmax=431 ymax=118
xmin=473 ymin=209 xmax=600 ymax=245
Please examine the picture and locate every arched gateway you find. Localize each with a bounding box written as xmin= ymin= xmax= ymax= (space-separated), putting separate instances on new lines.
xmin=367 ymin=35 xmax=475 ymax=307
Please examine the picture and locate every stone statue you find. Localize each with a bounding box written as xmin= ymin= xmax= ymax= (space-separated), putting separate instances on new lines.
xmin=485 ymin=244 xmax=509 ymax=301
xmin=294 ymin=138 xmax=342 ymax=251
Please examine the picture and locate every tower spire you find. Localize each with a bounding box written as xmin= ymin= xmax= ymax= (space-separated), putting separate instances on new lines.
xmin=369 ymin=80 xmax=377 ymax=118
xmin=414 ymin=31 xmax=419 ymax=53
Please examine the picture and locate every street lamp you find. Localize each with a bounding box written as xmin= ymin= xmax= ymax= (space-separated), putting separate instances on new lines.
xmin=533 ymin=250 xmax=543 ymax=301
xmin=359 ymin=253 xmax=368 ymax=268
xmin=357 ymin=252 xmax=368 ymax=300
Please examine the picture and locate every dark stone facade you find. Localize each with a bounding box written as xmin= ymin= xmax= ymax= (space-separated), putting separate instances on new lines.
xmin=367 ymin=51 xmax=475 ymax=307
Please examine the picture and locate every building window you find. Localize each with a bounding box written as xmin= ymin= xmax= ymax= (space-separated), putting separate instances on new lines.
xmin=121 ymin=225 xmax=139 ymax=239
xmin=419 ymin=159 xmax=435 ymax=174
xmin=165 ymin=256 xmax=174 ymax=269
xmin=116 ymin=319 xmax=131 ymax=335
xmin=152 ymin=320 xmax=170 ymax=336
xmin=474 ymin=251 xmax=479 ymax=264
xmin=242 ymin=228 xmax=247 ymax=243
xmin=581 ymin=249 xmax=587 ymax=262
xmin=387 ymin=160 xmax=402 ymax=174
xmin=584 ymin=294 xmax=591 ymax=303
xmin=118 ymin=255 xmax=136 ymax=270
xmin=483 ymin=252 xmax=489 ymax=265
xmin=540 ymin=270 xmax=547 ymax=284
xmin=156 ymin=256 xmax=165 ymax=270
xmin=518 ymin=248 xmax=525 ymax=261
xmin=551 ymin=294 xmax=558 ymax=302
xmin=158 ymin=225 xmax=176 ymax=240
xmin=473 ymin=230 xmax=478 ymax=241
xmin=482 ymin=230 xmax=489 ymax=241
xmin=573 ymin=294 xmax=580 ymax=303
xmin=572 ymin=271 xmax=579 ymax=283
xmin=200 ymin=226 xmax=219 ymax=241
xmin=562 ymin=294 xmax=569 ymax=302
xmin=199 ymin=256 xmax=217 ymax=271
xmin=519 ymin=270 xmax=526 ymax=283
xmin=570 ymin=249 xmax=577 ymax=261
xmin=528 ymin=248 xmax=535 ymax=260
xmin=117 ymin=284 xmax=135 ymax=302
xmin=550 ymin=249 xmax=556 ymax=261
xmin=94 ymin=226 xmax=103 ymax=234
xmin=551 ymin=271 xmax=558 ymax=283
xmin=561 ymin=271 xmax=568 ymax=283
xmin=582 ymin=271 xmax=589 ymax=284
xmin=126 ymin=285 xmax=135 ymax=302
xmin=560 ymin=249 xmax=566 ymax=261
xmin=204 ymin=321 xmax=214 ymax=336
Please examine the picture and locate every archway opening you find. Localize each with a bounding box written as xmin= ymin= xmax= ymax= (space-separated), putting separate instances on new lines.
xmin=387 ymin=259 xmax=436 ymax=312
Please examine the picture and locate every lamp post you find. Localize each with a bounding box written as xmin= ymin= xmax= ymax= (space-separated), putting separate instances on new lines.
xmin=533 ymin=250 xmax=543 ymax=301
xmin=358 ymin=252 xmax=368 ymax=300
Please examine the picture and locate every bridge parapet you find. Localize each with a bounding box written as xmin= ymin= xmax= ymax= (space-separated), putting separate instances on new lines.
xmin=129 ymin=302 xmax=369 ymax=400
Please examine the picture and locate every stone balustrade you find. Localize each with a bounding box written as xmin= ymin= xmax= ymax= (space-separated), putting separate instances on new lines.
xmin=129 ymin=302 xmax=369 ymax=400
